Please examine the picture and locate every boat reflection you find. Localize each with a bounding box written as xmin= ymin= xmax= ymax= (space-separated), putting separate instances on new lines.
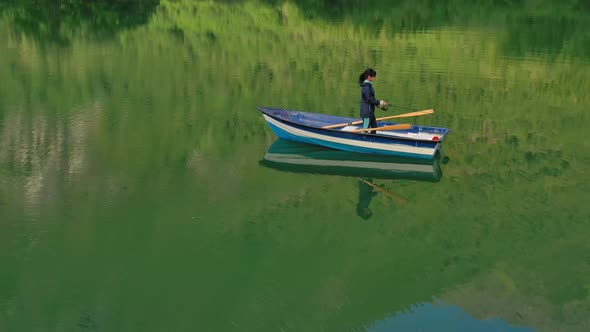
xmin=260 ymin=139 xmax=444 ymax=182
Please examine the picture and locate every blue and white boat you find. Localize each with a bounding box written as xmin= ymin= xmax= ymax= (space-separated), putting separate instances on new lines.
xmin=259 ymin=107 xmax=451 ymax=159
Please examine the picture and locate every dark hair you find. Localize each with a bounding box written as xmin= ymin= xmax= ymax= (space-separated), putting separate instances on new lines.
xmin=359 ymin=68 xmax=377 ymax=85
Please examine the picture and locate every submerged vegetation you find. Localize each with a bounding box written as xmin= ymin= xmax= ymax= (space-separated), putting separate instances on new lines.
xmin=0 ymin=0 xmax=160 ymax=44
xmin=0 ymin=1 xmax=589 ymax=331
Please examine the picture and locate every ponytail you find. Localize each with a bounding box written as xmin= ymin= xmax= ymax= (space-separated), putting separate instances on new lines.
xmin=358 ymin=72 xmax=367 ymax=85
xmin=358 ymin=68 xmax=377 ymax=85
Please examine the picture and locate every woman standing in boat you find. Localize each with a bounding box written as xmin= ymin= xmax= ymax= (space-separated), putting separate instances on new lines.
xmin=359 ymin=68 xmax=389 ymax=134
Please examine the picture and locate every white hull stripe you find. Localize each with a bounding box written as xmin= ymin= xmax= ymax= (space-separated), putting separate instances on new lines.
xmin=264 ymin=153 xmax=435 ymax=173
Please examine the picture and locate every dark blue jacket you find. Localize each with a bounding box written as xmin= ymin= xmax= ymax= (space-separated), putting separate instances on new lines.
xmin=360 ymin=81 xmax=382 ymax=118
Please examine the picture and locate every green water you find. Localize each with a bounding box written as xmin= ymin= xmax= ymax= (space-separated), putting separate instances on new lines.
xmin=1 ymin=1 xmax=589 ymax=331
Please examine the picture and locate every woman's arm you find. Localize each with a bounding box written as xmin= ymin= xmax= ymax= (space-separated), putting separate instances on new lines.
xmin=362 ymin=86 xmax=384 ymax=106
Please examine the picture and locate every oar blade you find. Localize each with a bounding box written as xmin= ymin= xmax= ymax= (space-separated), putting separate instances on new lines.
xmin=392 ymin=109 xmax=434 ymax=118
xmin=376 ymin=109 xmax=434 ymax=122
xmin=376 ymin=123 xmax=413 ymax=131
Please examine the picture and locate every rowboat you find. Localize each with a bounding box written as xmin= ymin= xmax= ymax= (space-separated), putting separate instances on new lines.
xmin=259 ymin=107 xmax=450 ymax=159
xmin=260 ymin=139 xmax=443 ymax=182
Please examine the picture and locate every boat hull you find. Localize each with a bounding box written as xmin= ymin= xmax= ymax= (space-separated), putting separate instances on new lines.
xmin=263 ymin=113 xmax=441 ymax=159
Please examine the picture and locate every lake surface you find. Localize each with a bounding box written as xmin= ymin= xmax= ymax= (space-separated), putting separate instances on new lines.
xmin=1 ymin=1 xmax=589 ymax=331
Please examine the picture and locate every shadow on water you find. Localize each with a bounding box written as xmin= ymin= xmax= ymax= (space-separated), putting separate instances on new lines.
xmin=263 ymin=0 xmax=590 ymax=22
xmin=260 ymin=139 xmax=447 ymax=220
xmin=262 ymin=0 xmax=590 ymax=59
xmin=0 ymin=0 xmax=160 ymax=45
xmin=2 ymin=0 xmax=589 ymax=58
xmin=502 ymin=14 xmax=590 ymax=60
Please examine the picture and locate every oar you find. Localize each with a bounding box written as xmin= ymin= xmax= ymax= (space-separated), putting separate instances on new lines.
xmin=350 ymin=123 xmax=412 ymax=133
xmin=377 ymin=109 xmax=434 ymax=121
xmin=357 ymin=178 xmax=409 ymax=204
xmin=323 ymin=109 xmax=434 ymax=129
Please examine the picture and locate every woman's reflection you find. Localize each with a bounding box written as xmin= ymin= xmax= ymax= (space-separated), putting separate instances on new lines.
xmin=356 ymin=178 xmax=379 ymax=220
xmin=356 ymin=177 xmax=409 ymax=221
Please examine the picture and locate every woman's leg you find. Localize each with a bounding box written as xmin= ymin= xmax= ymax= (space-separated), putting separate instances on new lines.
xmin=369 ymin=115 xmax=377 ymax=134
